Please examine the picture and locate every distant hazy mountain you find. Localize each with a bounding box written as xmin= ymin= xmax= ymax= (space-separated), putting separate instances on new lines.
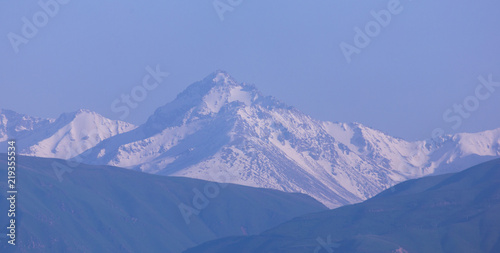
xmin=0 ymin=108 xmax=54 ymax=141
xmin=0 ymin=109 xmax=136 ymax=159
xmin=0 ymin=155 xmax=326 ymax=253
xmin=185 ymin=158 xmax=500 ymax=253
xmin=2 ymin=71 xmax=499 ymax=208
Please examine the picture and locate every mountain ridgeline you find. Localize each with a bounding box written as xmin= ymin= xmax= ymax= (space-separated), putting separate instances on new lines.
xmin=0 ymin=155 xmax=326 ymax=253
xmin=185 ymin=158 xmax=500 ymax=253
xmin=1 ymin=71 xmax=499 ymax=207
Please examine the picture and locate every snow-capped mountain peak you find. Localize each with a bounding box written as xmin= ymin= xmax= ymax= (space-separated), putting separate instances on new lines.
xmin=0 ymin=109 xmax=136 ymax=159
xmin=78 ymin=71 xmax=500 ymax=207
xmin=145 ymin=71 xmax=260 ymax=133
xmin=3 ymin=71 xmax=499 ymax=208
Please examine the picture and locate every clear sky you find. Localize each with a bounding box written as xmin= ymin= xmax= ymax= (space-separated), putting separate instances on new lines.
xmin=1 ymin=0 xmax=499 ymax=140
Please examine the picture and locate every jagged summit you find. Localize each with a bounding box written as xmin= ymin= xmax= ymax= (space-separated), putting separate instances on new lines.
xmin=73 ymin=108 xmax=96 ymax=115
xmin=145 ymin=71 xmax=263 ymax=130
xmin=56 ymin=109 xmax=99 ymax=123
xmin=177 ymin=70 xmax=258 ymax=100
xmin=207 ymin=70 xmax=237 ymax=85
xmin=175 ymin=70 xmax=245 ymax=99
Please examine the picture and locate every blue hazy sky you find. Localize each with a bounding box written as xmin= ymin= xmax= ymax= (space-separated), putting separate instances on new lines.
xmin=1 ymin=0 xmax=499 ymax=140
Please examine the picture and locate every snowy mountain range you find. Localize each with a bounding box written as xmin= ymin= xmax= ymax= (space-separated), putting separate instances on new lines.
xmin=0 ymin=108 xmax=136 ymax=159
xmin=2 ymin=71 xmax=499 ymax=207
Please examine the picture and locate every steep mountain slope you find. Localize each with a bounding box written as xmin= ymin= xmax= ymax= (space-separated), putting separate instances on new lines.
xmin=0 ymin=155 xmax=326 ymax=253
xmin=3 ymin=72 xmax=499 ymax=208
xmin=185 ymin=158 xmax=500 ymax=253
xmin=0 ymin=109 xmax=136 ymax=159
xmin=80 ymin=71 xmax=500 ymax=208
